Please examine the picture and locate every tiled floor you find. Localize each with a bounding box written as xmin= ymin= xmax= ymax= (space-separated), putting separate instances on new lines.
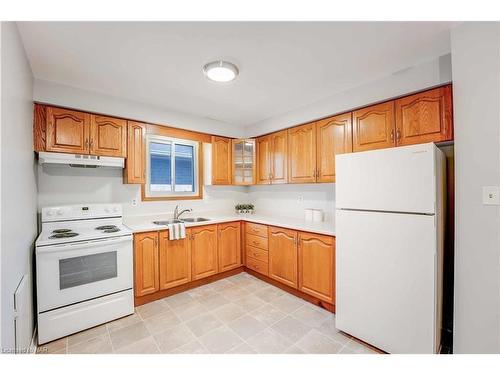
xmin=37 ymin=273 xmax=378 ymax=354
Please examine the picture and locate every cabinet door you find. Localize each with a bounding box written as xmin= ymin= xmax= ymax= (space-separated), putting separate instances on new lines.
xmin=288 ymin=122 xmax=316 ymax=183
xmin=124 ymin=121 xmax=146 ymax=184
xmin=298 ymin=232 xmax=335 ymax=303
xmin=316 ymin=113 xmax=353 ymax=183
xmin=134 ymin=232 xmax=159 ymax=297
xmin=90 ymin=115 xmax=127 ymax=157
xmin=218 ymin=222 xmax=242 ymax=272
xmin=395 ymin=85 xmax=453 ymax=146
xmin=46 ymin=106 xmax=90 ymax=154
xmin=268 ymin=227 xmax=297 ymax=288
xmin=190 ymin=225 xmax=218 ymax=280
xmin=256 ymin=135 xmax=272 ymax=184
xmin=159 ymin=231 xmax=191 ymax=290
xmin=352 ymin=101 xmax=395 ymax=152
xmin=212 ymin=136 xmax=232 ymax=185
xmin=270 ymin=130 xmax=288 ymax=184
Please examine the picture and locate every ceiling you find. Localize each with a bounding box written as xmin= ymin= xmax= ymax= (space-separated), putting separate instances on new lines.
xmin=18 ymin=22 xmax=453 ymax=128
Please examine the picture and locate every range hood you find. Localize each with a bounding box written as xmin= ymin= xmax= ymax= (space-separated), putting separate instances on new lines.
xmin=38 ymin=152 xmax=125 ymax=168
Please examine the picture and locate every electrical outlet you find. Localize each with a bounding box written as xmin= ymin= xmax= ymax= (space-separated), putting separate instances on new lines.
xmin=132 ymin=198 xmax=138 ymax=207
xmin=297 ymin=195 xmax=304 ymax=203
xmin=482 ymin=186 xmax=499 ymax=205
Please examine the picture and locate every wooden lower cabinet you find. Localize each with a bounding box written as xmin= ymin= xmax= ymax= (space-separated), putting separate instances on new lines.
xmin=298 ymin=232 xmax=335 ymax=303
xmin=218 ymin=222 xmax=242 ymax=272
xmin=134 ymin=231 xmax=159 ymax=297
xmin=190 ymin=225 xmax=219 ymax=280
xmin=159 ymin=231 xmax=191 ymax=290
xmin=268 ymin=227 xmax=298 ymax=288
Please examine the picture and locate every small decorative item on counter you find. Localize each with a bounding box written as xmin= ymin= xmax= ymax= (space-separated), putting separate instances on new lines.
xmin=235 ymin=204 xmax=255 ymax=214
xmin=304 ymin=208 xmax=314 ymax=222
xmin=312 ymin=209 xmax=324 ymax=222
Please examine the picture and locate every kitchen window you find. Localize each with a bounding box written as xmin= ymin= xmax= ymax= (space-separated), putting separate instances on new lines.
xmin=145 ymin=135 xmax=200 ymax=199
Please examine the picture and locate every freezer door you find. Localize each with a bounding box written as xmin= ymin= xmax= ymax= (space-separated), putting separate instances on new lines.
xmin=335 ymin=209 xmax=439 ymax=353
xmin=335 ymin=143 xmax=437 ymax=214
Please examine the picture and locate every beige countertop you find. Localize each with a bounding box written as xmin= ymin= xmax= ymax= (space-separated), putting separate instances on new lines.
xmin=124 ymin=211 xmax=335 ymax=236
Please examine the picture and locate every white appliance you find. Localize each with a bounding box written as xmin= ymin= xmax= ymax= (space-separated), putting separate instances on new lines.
xmin=335 ymin=143 xmax=445 ymax=354
xmin=35 ymin=204 xmax=134 ymax=344
xmin=38 ymin=151 xmax=125 ymax=168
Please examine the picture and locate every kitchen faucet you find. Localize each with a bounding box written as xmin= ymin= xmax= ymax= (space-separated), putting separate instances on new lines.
xmin=173 ymin=205 xmax=192 ymax=220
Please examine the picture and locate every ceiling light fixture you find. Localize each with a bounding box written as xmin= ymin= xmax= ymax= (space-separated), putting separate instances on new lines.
xmin=203 ymin=60 xmax=239 ymax=83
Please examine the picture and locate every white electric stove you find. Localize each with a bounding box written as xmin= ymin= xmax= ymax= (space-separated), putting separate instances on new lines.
xmin=35 ymin=204 xmax=134 ymax=344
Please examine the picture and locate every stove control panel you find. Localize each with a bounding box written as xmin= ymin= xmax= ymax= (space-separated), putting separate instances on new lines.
xmin=42 ymin=204 xmax=123 ymax=222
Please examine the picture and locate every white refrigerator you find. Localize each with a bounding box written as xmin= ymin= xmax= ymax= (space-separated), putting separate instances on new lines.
xmin=335 ymin=142 xmax=445 ymax=354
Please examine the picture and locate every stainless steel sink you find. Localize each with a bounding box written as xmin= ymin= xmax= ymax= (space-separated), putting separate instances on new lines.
xmin=152 ymin=219 xmax=183 ymax=225
xmin=181 ymin=217 xmax=210 ymax=223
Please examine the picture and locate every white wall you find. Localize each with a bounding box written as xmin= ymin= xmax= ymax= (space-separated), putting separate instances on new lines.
xmin=247 ymin=184 xmax=335 ymax=221
xmin=0 ymin=22 xmax=36 ymax=351
xmin=33 ymin=79 xmax=244 ymax=139
xmin=451 ymin=22 xmax=500 ymax=354
xmin=245 ymin=54 xmax=452 ymax=137
xmin=37 ymin=164 xmax=248 ymax=217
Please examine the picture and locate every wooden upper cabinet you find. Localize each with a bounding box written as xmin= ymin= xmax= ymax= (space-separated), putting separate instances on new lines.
xmin=352 ymin=101 xmax=395 ymax=152
xmin=232 ymin=139 xmax=256 ymax=185
xmin=134 ymin=231 xmax=159 ymax=297
xmin=124 ymin=121 xmax=146 ymax=184
xmin=159 ymin=231 xmax=191 ymax=290
xmin=218 ymin=222 xmax=242 ymax=272
xmin=316 ymin=113 xmax=353 ymax=183
xmin=190 ymin=225 xmax=218 ymax=280
xmin=90 ymin=115 xmax=127 ymax=157
xmin=288 ymin=122 xmax=316 ymax=183
xmin=256 ymin=135 xmax=272 ymax=184
xmin=395 ymin=85 xmax=453 ymax=146
xmin=268 ymin=226 xmax=298 ymax=288
xmin=211 ymin=136 xmax=232 ymax=185
xmin=270 ymin=130 xmax=288 ymax=184
xmin=46 ymin=106 xmax=91 ymax=154
xmin=298 ymin=232 xmax=335 ymax=303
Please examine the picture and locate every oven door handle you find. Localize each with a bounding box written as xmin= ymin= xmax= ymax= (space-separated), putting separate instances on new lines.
xmin=36 ymin=235 xmax=132 ymax=254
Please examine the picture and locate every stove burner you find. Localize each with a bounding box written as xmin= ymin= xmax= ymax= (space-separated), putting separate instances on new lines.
xmin=96 ymin=225 xmax=118 ymax=230
xmin=49 ymin=232 xmax=79 ymax=239
xmin=52 ymin=229 xmax=72 ymax=234
xmin=103 ymin=228 xmax=120 ymax=233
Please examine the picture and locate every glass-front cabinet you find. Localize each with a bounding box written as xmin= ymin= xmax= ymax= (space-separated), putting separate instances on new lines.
xmin=232 ymin=139 xmax=256 ymax=185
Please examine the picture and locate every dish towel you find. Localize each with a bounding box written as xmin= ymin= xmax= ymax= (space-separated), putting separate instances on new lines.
xmin=168 ymin=222 xmax=186 ymax=240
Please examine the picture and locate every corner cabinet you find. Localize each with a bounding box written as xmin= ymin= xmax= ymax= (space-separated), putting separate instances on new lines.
xmin=124 ymin=121 xmax=146 ymax=184
xmin=211 ymin=136 xmax=232 ymax=185
xmin=190 ymin=225 xmax=219 ymax=280
xmin=218 ymin=222 xmax=242 ymax=272
xmin=134 ymin=232 xmax=159 ymax=297
xmin=232 ymin=139 xmax=255 ymax=185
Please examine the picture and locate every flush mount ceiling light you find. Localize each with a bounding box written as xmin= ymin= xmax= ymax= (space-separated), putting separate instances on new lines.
xmin=203 ymin=60 xmax=239 ymax=83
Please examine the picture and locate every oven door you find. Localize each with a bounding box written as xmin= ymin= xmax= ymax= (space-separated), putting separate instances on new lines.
xmin=36 ymin=235 xmax=133 ymax=312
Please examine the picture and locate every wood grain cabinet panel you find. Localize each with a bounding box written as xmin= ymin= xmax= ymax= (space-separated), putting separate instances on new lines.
xmin=90 ymin=115 xmax=127 ymax=157
xmin=316 ymin=113 xmax=353 ymax=183
xmin=211 ymin=136 xmax=232 ymax=185
xmin=159 ymin=231 xmax=191 ymax=290
xmin=298 ymin=232 xmax=335 ymax=303
xmin=134 ymin=232 xmax=159 ymax=297
xmin=246 ymin=256 xmax=269 ymax=276
xmin=245 ymin=222 xmax=268 ymax=238
xmin=270 ymin=130 xmax=288 ymax=184
xmin=124 ymin=121 xmax=146 ymax=184
xmin=190 ymin=225 xmax=218 ymax=280
xmin=288 ymin=122 xmax=316 ymax=183
xmin=256 ymin=135 xmax=272 ymax=184
xmin=395 ymin=85 xmax=453 ymax=146
xmin=268 ymin=227 xmax=298 ymax=288
xmin=352 ymin=101 xmax=395 ymax=152
xmin=46 ymin=106 xmax=91 ymax=154
xmin=218 ymin=222 xmax=242 ymax=272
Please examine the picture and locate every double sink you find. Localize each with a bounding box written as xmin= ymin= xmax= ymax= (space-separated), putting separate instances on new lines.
xmin=153 ymin=217 xmax=210 ymax=225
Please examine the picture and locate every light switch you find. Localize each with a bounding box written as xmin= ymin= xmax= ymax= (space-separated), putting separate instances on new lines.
xmin=482 ymin=186 xmax=500 ymax=205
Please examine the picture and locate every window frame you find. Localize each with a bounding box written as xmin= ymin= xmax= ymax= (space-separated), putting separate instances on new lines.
xmin=142 ymin=134 xmax=202 ymax=200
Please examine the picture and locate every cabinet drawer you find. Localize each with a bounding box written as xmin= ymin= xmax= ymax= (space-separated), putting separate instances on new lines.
xmin=246 ymin=246 xmax=268 ymax=263
xmin=246 ymin=257 xmax=268 ymax=276
xmin=246 ymin=234 xmax=268 ymax=250
xmin=245 ymin=222 xmax=268 ymax=238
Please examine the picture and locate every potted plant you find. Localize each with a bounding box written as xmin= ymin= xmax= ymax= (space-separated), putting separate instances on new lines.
xmin=235 ymin=204 xmax=255 ymax=214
